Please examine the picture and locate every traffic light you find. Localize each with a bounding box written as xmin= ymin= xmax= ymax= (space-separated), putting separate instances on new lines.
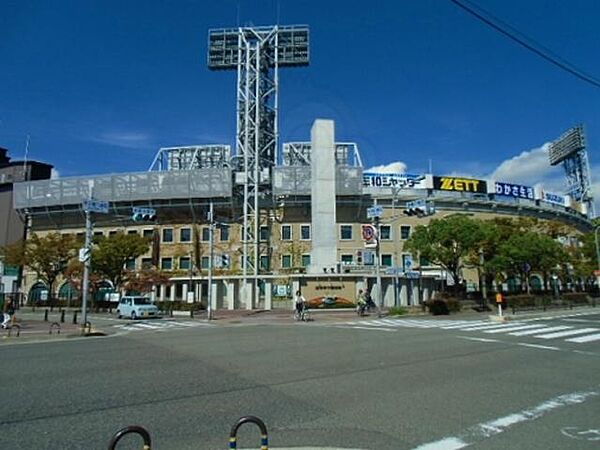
xmin=132 ymin=207 xmax=157 ymax=222
xmin=221 ymin=254 xmax=230 ymax=268
xmin=403 ymin=200 xmax=435 ymax=217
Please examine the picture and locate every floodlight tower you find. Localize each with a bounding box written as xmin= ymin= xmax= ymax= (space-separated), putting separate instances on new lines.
xmin=207 ymin=25 xmax=309 ymax=306
xmin=548 ymin=125 xmax=595 ymax=217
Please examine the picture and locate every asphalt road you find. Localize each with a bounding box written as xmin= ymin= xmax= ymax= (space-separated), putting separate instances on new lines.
xmin=0 ymin=311 xmax=599 ymax=449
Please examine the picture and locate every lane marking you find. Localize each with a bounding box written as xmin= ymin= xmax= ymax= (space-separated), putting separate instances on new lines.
xmin=458 ymin=336 xmax=500 ymax=343
xmin=458 ymin=324 xmax=520 ymax=332
xmin=413 ymin=388 xmax=600 ymax=450
xmin=533 ymin=328 xmax=598 ymax=339
xmin=565 ymin=333 xmax=600 ymax=343
xmin=333 ymin=326 xmax=396 ymax=332
xmin=517 ymin=343 xmax=560 ymax=351
xmin=509 ymin=326 xmax=571 ymax=336
xmin=482 ymin=324 xmax=547 ymax=334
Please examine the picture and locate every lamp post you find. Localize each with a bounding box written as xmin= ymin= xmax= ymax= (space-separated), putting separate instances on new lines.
xmin=594 ymin=226 xmax=600 ymax=293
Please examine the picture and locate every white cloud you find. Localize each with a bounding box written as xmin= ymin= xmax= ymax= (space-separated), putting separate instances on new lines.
xmin=365 ymin=161 xmax=407 ymax=173
xmin=88 ymin=131 xmax=153 ymax=150
xmin=50 ymin=168 xmax=60 ymax=179
xmin=489 ymin=143 xmax=562 ymax=184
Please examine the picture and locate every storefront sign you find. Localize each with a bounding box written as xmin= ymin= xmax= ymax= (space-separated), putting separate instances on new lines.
xmin=363 ymin=172 xmax=427 ymax=189
xmin=433 ymin=176 xmax=487 ymax=193
xmin=495 ymin=182 xmax=534 ymax=200
xmin=541 ymin=191 xmax=566 ymax=206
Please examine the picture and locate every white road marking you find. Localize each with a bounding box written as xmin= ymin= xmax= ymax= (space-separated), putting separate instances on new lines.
xmin=565 ymin=333 xmax=600 ymax=343
xmin=509 ymin=326 xmax=572 ymax=336
xmin=458 ymin=324 xmax=518 ymax=332
xmin=517 ymin=343 xmax=560 ymax=351
xmin=458 ymin=336 xmax=500 ymax=343
xmin=482 ymin=324 xmax=546 ymax=334
xmin=334 ymin=326 xmax=396 ymax=332
xmin=413 ymin=388 xmax=600 ymax=449
xmin=534 ymin=328 xmax=598 ymax=339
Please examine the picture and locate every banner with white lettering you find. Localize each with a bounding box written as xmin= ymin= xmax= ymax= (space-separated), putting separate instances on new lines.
xmin=363 ymin=172 xmax=428 ymax=189
xmin=495 ymin=182 xmax=534 ymax=200
xmin=541 ymin=190 xmax=566 ymax=206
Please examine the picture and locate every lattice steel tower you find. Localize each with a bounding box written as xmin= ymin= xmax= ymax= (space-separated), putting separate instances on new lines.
xmin=208 ymin=25 xmax=309 ymax=305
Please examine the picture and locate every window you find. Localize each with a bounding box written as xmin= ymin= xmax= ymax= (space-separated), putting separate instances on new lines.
xmin=143 ymin=229 xmax=154 ymax=238
xmin=219 ymin=225 xmax=230 ymax=241
xmin=300 ymin=224 xmax=311 ymax=240
xmin=260 ymin=255 xmax=270 ymax=270
xmin=380 ymin=225 xmax=391 ymax=240
xmin=301 ymin=254 xmax=311 ymax=267
xmin=76 ymin=232 xmax=85 ymax=240
xmin=341 ymin=254 xmax=353 ymax=265
xmin=108 ymin=231 xmax=117 ymax=237
xmin=94 ymin=231 xmax=104 ymax=237
xmin=162 ymin=228 xmax=174 ymax=243
xmin=400 ymin=225 xmax=411 ymax=240
xmin=128 ymin=230 xmax=138 ymax=235
xmin=381 ymin=254 xmax=393 ymax=267
xmin=141 ymin=258 xmax=153 ymax=269
xmin=180 ymin=228 xmax=192 ymax=243
xmin=419 ymin=255 xmax=432 ymax=267
xmin=179 ymin=256 xmax=191 ymax=270
xmin=161 ymin=257 xmax=173 ymax=270
xmin=260 ymin=225 xmax=269 ymax=241
xmin=340 ymin=225 xmax=353 ymax=240
xmin=125 ymin=258 xmax=136 ymax=270
xmin=281 ymin=254 xmax=292 ymax=268
xmin=201 ymin=256 xmax=210 ymax=269
xmin=281 ymin=225 xmax=292 ymax=241
xmin=201 ymin=227 xmax=210 ymax=242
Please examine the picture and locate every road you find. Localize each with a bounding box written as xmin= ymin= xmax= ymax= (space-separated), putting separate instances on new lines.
xmin=0 ymin=310 xmax=599 ymax=449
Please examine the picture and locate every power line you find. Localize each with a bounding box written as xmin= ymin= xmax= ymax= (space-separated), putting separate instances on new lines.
xmin=450 ymin=0 xmax=600 ymax=89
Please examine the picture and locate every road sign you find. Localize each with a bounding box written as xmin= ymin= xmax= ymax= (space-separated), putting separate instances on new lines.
xmin=78 ymin=247 xmax=91 ymax=263
xmin=594 ymin=270 xmax=600 ymax=276
xmin=132 ymin=207 xmax=157 ymax=221
xmin=83 ymin=199 xmax=109 ymax=214
xmin=406 ymin=271 xmax=420 ymax=279
xmin=367 ymin=205 xmax=383 ymax=219
xmin=404 ymin=255 xmax=413 ymax=271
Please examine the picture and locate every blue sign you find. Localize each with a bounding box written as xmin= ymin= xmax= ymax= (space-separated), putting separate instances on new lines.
xmin=495 ymin=182 xmax=534 ymax=200
xmin=363 ymin=172 xmax=427 ymax=189
xmin=83 ymin=199 xmax=109 ymax=214
xmin=542 ymin=191 xmax=566 ymax=206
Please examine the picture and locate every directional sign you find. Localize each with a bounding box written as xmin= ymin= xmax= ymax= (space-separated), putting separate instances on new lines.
xmin=367 ymin=205 xmax=383 ymax=219
xmin=403 ymin=255 xmax=413 ymax=271
xmin=83 ymin=199 xmax=109 ymax=214
xmin=78 ymin=247 xmax=91 ymax=263
xmin=406 ymin=271 xmax=420 ymax=279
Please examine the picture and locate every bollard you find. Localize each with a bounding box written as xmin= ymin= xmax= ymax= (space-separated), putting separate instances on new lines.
xmin=108 ymin=425 xmax=152 ymax=450
xmin=190 ymin=308 xmax=194 ymax=318
xmin=229 ymin=415 xmax=269 ymax=450
xmin=60 ymin=310 xmax=65 ymax=323
xmin=81 ymin=321 xmax=92 ymax=336
xmin=169 ymin=307 xmax=173 ymax=318
xmin=44 ymin=309 xmax=49 ymax=322
xmin=49 ymin=322 xmax=61 ymax=335
xmin=73 ymin=311 xmax=78 ymax=324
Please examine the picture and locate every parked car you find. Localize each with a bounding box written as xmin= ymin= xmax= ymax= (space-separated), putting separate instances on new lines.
xmin=116 ymin=296 xmax=160 ymax=319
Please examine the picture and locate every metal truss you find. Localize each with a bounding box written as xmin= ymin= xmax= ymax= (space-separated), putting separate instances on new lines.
xmin=282 ymin=142 xmax=363 ymax=167
xmin=148 ymin=145 xmax=231 ymax=171
xmin=563 ymin=150 xmax=595 ymax=215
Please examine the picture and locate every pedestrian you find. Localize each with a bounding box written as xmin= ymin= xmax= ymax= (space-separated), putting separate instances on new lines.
xmin=2 ymin=297 xmax=14 ymax=329
xmin=294 ymin=290 xmax=306 ymax=315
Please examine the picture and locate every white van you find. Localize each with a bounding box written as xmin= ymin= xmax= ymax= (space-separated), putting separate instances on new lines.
xmin=116 ymin=296 xmax=160 ymax=319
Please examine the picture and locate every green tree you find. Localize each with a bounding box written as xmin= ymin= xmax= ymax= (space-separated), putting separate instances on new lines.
xmin=92 ymin=233 xmax=150 ymax=293
xmin=405 ymin=214 xmax=486 ymax=293
xmin=1 ymin=233 xmax=78 ymax=298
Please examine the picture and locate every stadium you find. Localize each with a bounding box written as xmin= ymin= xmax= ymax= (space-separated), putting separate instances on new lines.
xmin=9 ymin=25 xmax=595 ymax=310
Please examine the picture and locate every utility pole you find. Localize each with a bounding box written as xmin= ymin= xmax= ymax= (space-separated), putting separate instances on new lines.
xmin=595 ymin=226 xmax=600 ymax=293
xmin=367 ymin=204 xmax=384 ymax=315
xmin=207 ymin=202 xmax=214 ymax=320
xmin=81 ymin=209 xmax=92 ymax=328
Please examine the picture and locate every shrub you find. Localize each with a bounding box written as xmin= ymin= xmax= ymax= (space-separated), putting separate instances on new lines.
xmin=388 ymin=306 xmax=408 ymax=316
xmin=445 ymin=298 xmax=462 ymax=313
xmin=427 ymin=300 xmax=450 ymax=315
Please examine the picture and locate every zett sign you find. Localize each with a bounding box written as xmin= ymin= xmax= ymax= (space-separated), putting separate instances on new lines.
xmin=433 ymin=176 xmax=487 ymax=193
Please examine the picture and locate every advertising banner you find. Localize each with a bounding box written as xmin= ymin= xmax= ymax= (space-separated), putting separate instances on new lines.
xmin=541 ymin=190 xmax=566 ymax=206
xmin=495 ymin=182 xmax=534 ymax=200
xmin=433 ymin=176 xmax=487 ymax=193
xmin=363 ymin=172 xmax=428 ymax=189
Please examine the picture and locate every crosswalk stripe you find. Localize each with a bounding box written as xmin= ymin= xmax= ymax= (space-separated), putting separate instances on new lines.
xmin=565 ymin=333 xmax=600 ymax=343
xmin=459 ymin=323 xmax=522 ymax=332
xmin=534 ymin=328 xmax=599 ymax=339
xmin=483 ymin=324 xmax=548 ymax=334
xmin=509 ymin=326 xmax=572 ymax=336
xmin=440 ymin=321 xmax=489 ymax=329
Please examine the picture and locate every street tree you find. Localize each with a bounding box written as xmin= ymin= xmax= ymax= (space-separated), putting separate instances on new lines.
xmin=123 ymin=268 xmax=171 ymax=295
xmin=405 ymin=214 xmax=486 ymax=293
xmin=1 ymin=233 xmax=78 ymax=298
xmin=92 ymin=232 xmax=150 ymax=293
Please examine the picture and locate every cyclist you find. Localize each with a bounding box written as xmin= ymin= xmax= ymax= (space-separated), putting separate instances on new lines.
xmin=356 ymin=289 xmax=367 ymax=316
xmin=294 ymin=290 xmax=306 ymax=317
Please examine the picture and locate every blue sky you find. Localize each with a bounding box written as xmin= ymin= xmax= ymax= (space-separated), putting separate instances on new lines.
xmin=1 ymin=0 xmax=599 ymax=201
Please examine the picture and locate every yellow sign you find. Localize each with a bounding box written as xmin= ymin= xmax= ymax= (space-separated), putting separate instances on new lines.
xmin=434 ymin=176 xmax=487 ymax=193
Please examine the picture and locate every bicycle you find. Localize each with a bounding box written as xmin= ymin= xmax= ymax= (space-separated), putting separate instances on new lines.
xmin=293 ymin=306 xmax=311 ymax=322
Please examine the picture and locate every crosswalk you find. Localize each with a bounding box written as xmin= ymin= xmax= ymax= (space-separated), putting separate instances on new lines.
xmin=332 ymin=318 xmax=600 ymax=345
xmin=113 ymin=319 xmax=213 ymax=333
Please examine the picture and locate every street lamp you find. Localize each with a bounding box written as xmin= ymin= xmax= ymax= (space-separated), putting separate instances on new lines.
xmin=594 ymin=226 xmax=600 ymax=293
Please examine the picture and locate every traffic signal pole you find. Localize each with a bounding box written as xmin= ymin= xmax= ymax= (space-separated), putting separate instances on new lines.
xmin=81 ymin=209 xmax=92 ymax=329
xmin=207 ymin=202 xmax=214 ymax=320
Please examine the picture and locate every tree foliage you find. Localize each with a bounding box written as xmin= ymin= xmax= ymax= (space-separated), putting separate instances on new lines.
xmin=91 ymin=233 xmax=150 ymax=292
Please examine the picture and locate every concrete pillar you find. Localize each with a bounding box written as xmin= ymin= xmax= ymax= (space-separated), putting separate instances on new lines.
xmin=422 ymin=282 xmax=430 ymax=303
xmin=159 ymin=284 xmax=166 ymax=302
xmin=309 ymin=119 xmax=337 ymax=273
xmin=210 ymin=282 xmax=218 ymax=312
xmin=412 ymin=282 xmax=420 ymax=306
xmin=400 ymin=281 xmax=408 ymax=306
xmin=264 ymin=280 xmax=272 ymax=310
xmin=170 ymin=283 xmax=176 ymax=302
xmin=243 ymin=282 xmax=253 ymax=310
xmin=182 ymin=283 xmax=189 ymax=303
xmin=227 ymin=281 xmax=236 ymax=310
xmin=196 ymin=282 xmax=202 ymax=304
